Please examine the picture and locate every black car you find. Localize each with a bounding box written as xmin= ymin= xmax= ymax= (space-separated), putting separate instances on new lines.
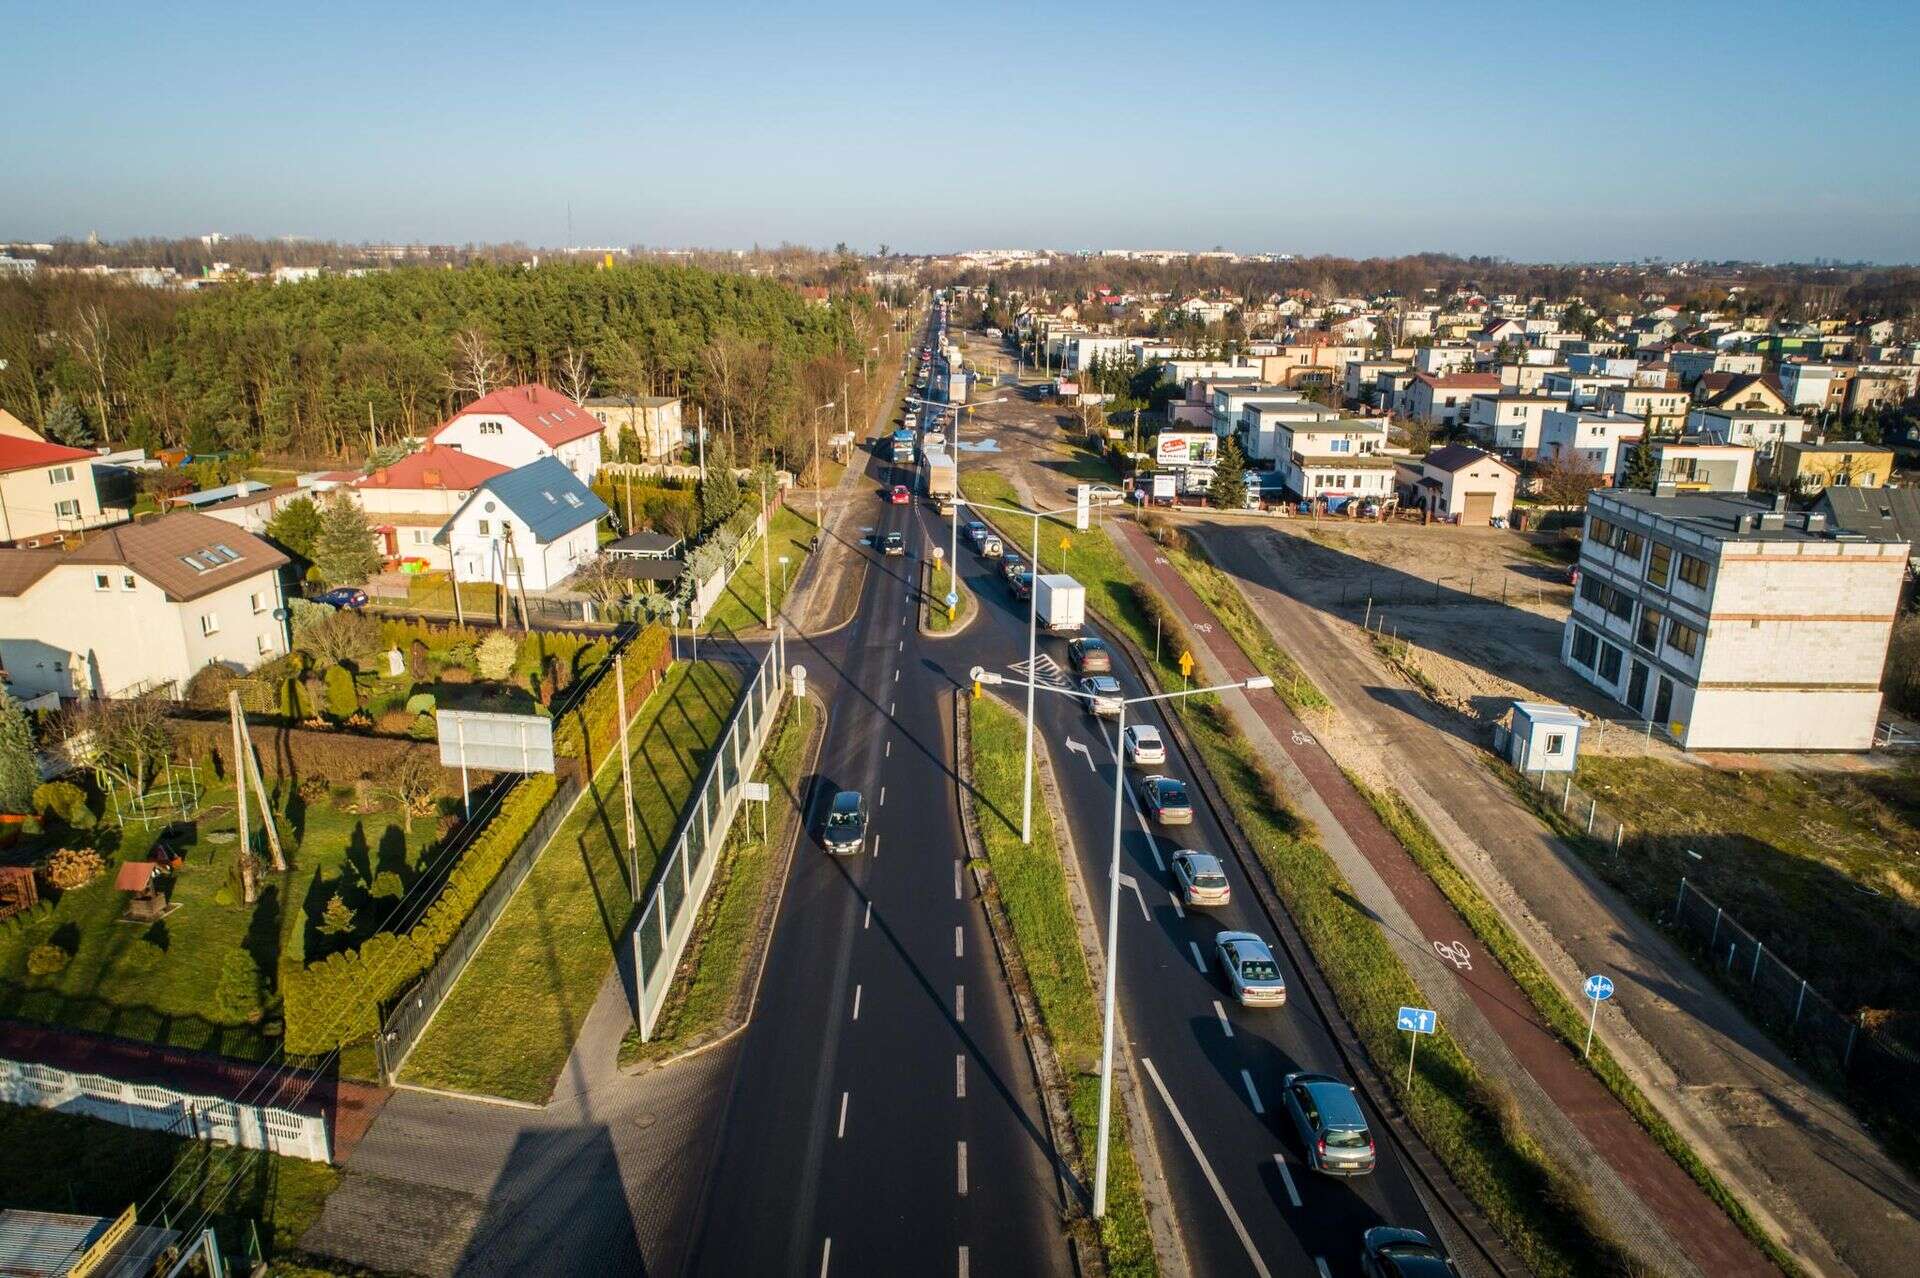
xmin=882 ymin=531 xmax=905 ymax=556
xmin=1068 ymin=636 xmax=1112 ymax=674
xmin=1360 ymin=1226 xmax=1458 ymax=1278
xmin=823 ymin=790 xmax=867 ymax=855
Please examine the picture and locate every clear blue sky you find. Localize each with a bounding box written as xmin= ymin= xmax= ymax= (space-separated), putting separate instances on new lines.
xmin=5 ymin=0 xmax=1918 ymax=262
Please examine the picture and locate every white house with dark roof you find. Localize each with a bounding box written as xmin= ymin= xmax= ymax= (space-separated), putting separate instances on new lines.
xmin=436 ymin=457 xmax=609 ymax=592
xmin=1397 ymin=445 xmax=1517 ymax=525
xmin=431 ymin=384 xmax=605 ymax=484
xmin=0 ymin=512 xmax=289 ymax=699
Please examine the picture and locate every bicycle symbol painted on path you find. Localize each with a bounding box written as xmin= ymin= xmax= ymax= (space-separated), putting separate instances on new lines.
xmin=1432 ymin=940 xmax=1473 ymax=971
xmin=1291 ymin=730 xmax=1316 ymax=747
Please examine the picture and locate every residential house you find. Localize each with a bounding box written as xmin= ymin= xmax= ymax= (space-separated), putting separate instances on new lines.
xmin=1540 ymin=409 xmax=1644 ymax=480
xmin=1542 ymin=370 xmax=1629 ymax=409
xmin=1766 ymin=441 xmax=1895 ymax=494
xmin=1397 ymin=445 xmax=1517 ymax=525
xmin=1344 ymin=359 xmax=1407 ymax=406
xmin=1562 ymin=490 xmax=1906 ymax=750
xmin=1210 ymin=384 xmax=1296 ymax=438
xmin=1685 ymin=407 xmax=1806 ymax=457
xmin=0 ymin=512 xmax=289 ymax=700
xmin=585 ymin=395 xmax=683 ymax=462
xmin=1613 ymin=438 xmax=1753 ymax=493
xmin=1778 ymin=361 xmax=1847 ymax=413
xmin=0 ymin=435 xmax=111 ymax=546
xmin=1498 ymin=362 xmax=1568 ymax=394
xmin=430 ymin=384 xmax=604 ymax=484
xmin=1239 ymin=400 xmax=1340 ymax=464
xmin=1276 ymin=419 xmax=1393 ymax=503
xmin=1815 ymin=486 xmax=1920 ymax=576
xmin=1595 ymin=384 xmax=1690 ymax=435
xmin=435 ymin=457 xmax=609 ymax=592
xmin=1847 ymin=364 xmax=1917 ymax=415
xmin=1692 ymin=372 xmax=1788 ymax=415
xmin=1464 ymin=392 xmax=1566 ymax=456
xmin=1413 ymin=345 xmax=1476 ymax=376
xmin=1565 ymin=354 xmax=1639 ymax=380
xmin=199 ymin=484 xmax=309 ymax=536
xmin=352 ymin=443 xmax=511 ymax=567
xmin=1400 ymin=372 xmax=1503 ymax=426
xmin=1258 ymin=344 xmax=1367 ymax=389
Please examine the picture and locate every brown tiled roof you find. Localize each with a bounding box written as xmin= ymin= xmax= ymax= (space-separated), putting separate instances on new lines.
xmin=0 ymin=511 xmax=287 ymax=602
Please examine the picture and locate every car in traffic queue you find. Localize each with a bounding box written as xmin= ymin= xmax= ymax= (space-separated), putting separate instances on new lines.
xmin=890 ymin=484 xmax=910 ymax=505
xmin=1079 ymin=674 xmax=1123 ymax=717
xmin=1282 ymin=1072 xmax=1377 ymax=1176
xmin=1000 ymin=553 xmax=1026 ymax=583
xmin=1122 ymin=723 xmax=1165 ymax=766
xmin=980 ymin=533 xmax=1003 ymax=558
xmin=1215 ymin=930 xmax=1285 ymax=1004
xmin=965 ymin=520 xmax=989 ymax=549
xmin=1171 ymin=850 xmax=1232 ymax=907
xmin=1008 ymin=569 xmax=1032 ymax=601
xmin=882 ymin=531 xmax=905 ymax=556
xmin=822 ymin=790 xmax=867 ymax=856
xmin=1137 ymin=773 xmax=1193 ymax=824
xmin=1067 ymin=636 xmax=1111 ymax=673
xmin=1360 ymin=1227 xmax=1459 ymax=1278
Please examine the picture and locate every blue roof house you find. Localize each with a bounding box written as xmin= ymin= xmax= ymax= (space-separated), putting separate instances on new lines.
xmin=435 ymin=457 xmax=608 ymax=592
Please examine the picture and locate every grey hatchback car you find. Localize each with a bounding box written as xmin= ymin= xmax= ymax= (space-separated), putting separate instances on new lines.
xmin=1282 ymin=1072 xmax=1376 ymax=1176
xmin=822 ymin=790 xmax=867 ymax=855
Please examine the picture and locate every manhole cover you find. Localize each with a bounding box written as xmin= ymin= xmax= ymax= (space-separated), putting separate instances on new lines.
xmin=632 ymin=1112 xmax=657 ymax=1130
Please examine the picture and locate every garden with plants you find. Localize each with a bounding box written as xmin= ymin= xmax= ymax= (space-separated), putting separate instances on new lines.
xmin=0 ymin=607 xmax=665 ymax=1076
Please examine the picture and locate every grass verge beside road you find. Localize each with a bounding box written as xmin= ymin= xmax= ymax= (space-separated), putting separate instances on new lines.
xmin=621 ymin=694 xmax=814 ymax=1066
xmin=924 ymin=558 xmax=968 ymax=634
xmin=970 ymin=696 xmax=1156 ymax=1277
xmin=1357 ymin=779 xmax=1801 ymax=1275
xmin=701 ymin=503 xmax=818 ymax=634
xmin=400 ymin=660 xmax=741 ymax=1103
xmin=0 ymin=1105 xmax=342 ymax=1269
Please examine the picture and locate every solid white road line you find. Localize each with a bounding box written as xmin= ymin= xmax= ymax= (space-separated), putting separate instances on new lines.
xmin=852 ymin=985 xmax=862 ymax=1021
xmin=1141 ymin=1057 xmax=1271 ymax=1278
xmin=957 ymin=1140 xmax=968 ymax=1196
xmin=955 ymin=984 xmax=965 ymax=1021
xmin=864 ymin=901 xmax=871 ymax=930
xmin=1241 ymin=1069 xmax=1264 ymax=1115
xmin=954 ymin=859 xmax=963 ymax=899
xmin=1273 ymin=1154 xmax=1301 ymax=1208
xmin=837 ymin=1091 xmax=849 ymax=1137
xmin=820 ymin=1237 xmax=831 ymax=1278
xmin=1214 ymin=1001 xmax=1234 ymax=1038
xmin=955 ymin=1054 xmax=966 ymax=1098
xmin=1315 ymin=1259 xmax=1332 ymax=1278
xmin=1190 ymin=942 xmax=1208 ymax=973
xmin=1168 ymin=889 xmax=1185 ymax=918
xmin=955 ymin=926 xmax=964 ymax=958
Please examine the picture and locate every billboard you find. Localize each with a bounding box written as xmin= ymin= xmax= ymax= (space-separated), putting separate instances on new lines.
xmin=437 ymin=709 xmax=556 ymax=774
xmin=1154 ymin=432 xmax=1218 ymax=469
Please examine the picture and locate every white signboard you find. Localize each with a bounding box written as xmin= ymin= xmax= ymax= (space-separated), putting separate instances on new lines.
xmin=1153 ymin=432 xmax=1219 ymax=469
xmin=1152 ymin=472 xmax=1177 ymax=500
xmin=437 ymin=709 xmax=556 ymax=774
xmin=1075 ymin=484 xmax=1091 ymax=531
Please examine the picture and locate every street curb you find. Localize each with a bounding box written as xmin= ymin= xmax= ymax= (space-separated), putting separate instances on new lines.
xmin=1098 ymin=613 xmax=1523 ymax=1278
xmin=920 ymin=556 xmax=978 ymax=638
xmin=953 ymin=689 xmax=1094 ymax=1278
xmin=389 ymin=1081 xmax=544 ymax=1112
xmin=618 ymin=689 xmax=825 ymax=1078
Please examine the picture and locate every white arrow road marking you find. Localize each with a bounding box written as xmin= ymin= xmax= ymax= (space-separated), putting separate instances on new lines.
xmin=1116 ymin=871 xmax=1151 ymax=921
xmin=1065 ymin=737 xmax=1096 ymax=772
xmin=1141 ymin=1057 xmax=1271 ymax=1278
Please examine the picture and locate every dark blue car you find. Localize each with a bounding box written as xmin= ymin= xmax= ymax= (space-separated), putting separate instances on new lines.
xmin=314 ymin=587 xmax=368 ymax=610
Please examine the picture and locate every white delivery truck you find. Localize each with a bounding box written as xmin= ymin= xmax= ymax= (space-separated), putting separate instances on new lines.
xmin=1034 ymin=574 xmax=1086 ymax=633
xmin=924 ymin=451 xmax=956 ymax=512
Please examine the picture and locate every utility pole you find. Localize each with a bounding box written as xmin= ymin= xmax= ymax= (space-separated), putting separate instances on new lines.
xmin=616 ymin=652 xmax=636 ymax=898
xmin=760 ymin=477 xmax=772 ymax=626
xmin=229 ymin=696 xmax=258 ymax=904
xmin=230 ymin=691 xmax=284 ymax=872
xmin=503 ymin=523 xmax=530 ymax=630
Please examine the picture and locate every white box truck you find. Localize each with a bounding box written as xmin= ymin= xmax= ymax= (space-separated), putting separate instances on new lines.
xmin=925 ymin=451 xmax=956 ymax=511
xmin=1035 ymin=574 xmax=1086 ymax=633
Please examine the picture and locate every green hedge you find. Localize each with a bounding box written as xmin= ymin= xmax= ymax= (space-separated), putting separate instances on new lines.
xmin=552 ymin=624 xmax=669 ymax=767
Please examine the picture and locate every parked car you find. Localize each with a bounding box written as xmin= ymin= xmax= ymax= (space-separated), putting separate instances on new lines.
xmin=1137 ymin=774 xmax=1192 ymax=824
xmin=1123 ymin=723 xmax=1165 ymax=766
xmin=1215 ymin=930 xmax=1283 ymax=1005
xmin=1282 ymin=1072 xmax=1376 ymax=1176
xmin=1360 ymin=1227 xmax=1458 ymax=1278
xmin=890 ymin=484 xmax=910 ymax=505
xmin=1084 ymin=484 xmax=1124 ymax=506
xmin=882 ymin=531 xmax=905 ymax=556
xmin=1068 ymin=636 xmax=1112 ymax=673
xmin=314 ymin=587 xmax=368 ymax=609
xmin=1172 ymin=850 xmax=1231 ymax=907
xmin=1080 ymin=675 xmax=1123 ymax=717
xmin=823 ymin=790 xmax=867 ymax=855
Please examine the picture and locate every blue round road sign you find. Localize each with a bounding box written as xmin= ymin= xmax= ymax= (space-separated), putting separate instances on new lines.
xmin=945 ymin=591 xmax=959 ymax=607
xmin=1584 ymin=974 xmax=1615 ymax=1001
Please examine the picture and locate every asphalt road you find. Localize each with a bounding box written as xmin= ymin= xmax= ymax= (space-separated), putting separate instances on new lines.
xmin=687 ymin=314 xmax=1075 ymax=1278
xmin=918 ymin=451 xmax=1448 ymax=1276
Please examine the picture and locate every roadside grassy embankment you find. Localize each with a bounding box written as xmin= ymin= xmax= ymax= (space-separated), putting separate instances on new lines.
xmin=400 ymin=660 xmax=741 ymax=1103
xmin=970 ymin=695 xmax=1156 ymax=1277
xmin=621 ymin=693 xmax=815 ymax=1065
xmin=701 ymin=503 xmax=819 ymax=634
xmin=924 ymin=556 xmax=968 ymax=634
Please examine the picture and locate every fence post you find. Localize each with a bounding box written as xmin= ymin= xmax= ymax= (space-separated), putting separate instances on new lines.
xmin=1562 ymin=775 xmax=1571 ymax=810
xmin=1794 ymin=979 xmax=1807 ymax=1027
xmin=1710 ymin=905 xmax=1723 ymax=948
xmin=1675 ymin=877 xmax=1688 ymax=922
xmin=1587 ymin=799 xmax=1596 ymax=833
xmin=1844 ymin=1018 xmax=1859 ymax=1070
xmin=1614 ymin=822 xmax=1623 ymax=850
xmin=1752 ymin=940 xmax=1764 ymax=983
xmin=1726 ymin=941 xmax=1737 ymax=973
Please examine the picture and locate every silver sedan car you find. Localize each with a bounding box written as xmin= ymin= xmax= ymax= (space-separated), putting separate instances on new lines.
xmin=1171 ymin=850 xmax=1231 ymax=907
xmin=1215 ymin=931 xmax=1286 ymax=1006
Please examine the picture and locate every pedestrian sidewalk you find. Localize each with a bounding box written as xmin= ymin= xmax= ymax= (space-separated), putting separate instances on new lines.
xmin=1108 ymin=519 xmax=1771 ymax=1277
xmin=1185 ymin=519 xmax=1920 ymax=1278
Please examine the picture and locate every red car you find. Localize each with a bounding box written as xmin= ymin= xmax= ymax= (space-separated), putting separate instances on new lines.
xmin=890 ymin=484 xmax=911 ymax=505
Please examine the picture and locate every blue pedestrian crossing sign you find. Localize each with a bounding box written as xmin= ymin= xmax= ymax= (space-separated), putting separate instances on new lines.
xmin=1584 ymin=975 xmax=1614 ymax=1002
xmin=1396 ymin=1006 xmax=1438 ymax=1035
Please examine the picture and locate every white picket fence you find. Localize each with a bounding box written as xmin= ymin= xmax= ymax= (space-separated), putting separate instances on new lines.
xmin=0 ymin=1055 xmax=331 ymax=1162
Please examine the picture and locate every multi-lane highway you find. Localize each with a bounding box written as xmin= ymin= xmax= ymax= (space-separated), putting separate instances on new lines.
xmin=687 ymin=312 xmax=1075 ymax=1277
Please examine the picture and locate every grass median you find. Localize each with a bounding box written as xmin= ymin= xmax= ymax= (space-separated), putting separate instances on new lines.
xmin=1357 ymin=780 xmax=1800 ymax=1275
xmin=621 ymin=693 xmax=815 ymax=1065
xmin=400 ymin=660 xmax=742 ymax=1103
xmin=925 ymin=557 xmax=968 ymax=633
xmin=970 ymin=695 xmax=1157 ymax=1278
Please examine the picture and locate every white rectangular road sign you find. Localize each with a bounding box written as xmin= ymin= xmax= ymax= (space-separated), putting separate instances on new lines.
xmin=741 ymin=781 xmax=771 ymax=801
xmin=437 ymin=709 xmax=556 ymax=774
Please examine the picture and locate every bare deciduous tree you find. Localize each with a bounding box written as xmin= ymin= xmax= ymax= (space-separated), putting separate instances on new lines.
xmin=374 ymin=752 xmax=442 ymax=833
xmin=556 ymin=345 xmax=593 ymax=404
xmin=449 ymin=327 xmax=507 ymax=400
xmin=1532 ymin=450 xmax=1607 ymax=509
xmin=65 ymin=303 xmax=115 ymax=440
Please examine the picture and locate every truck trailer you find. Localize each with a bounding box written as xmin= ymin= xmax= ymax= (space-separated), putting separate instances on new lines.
xmin=1034 ymin=574 xmax=1086 ymax=633
xmin=924 ymin=451 xmax=956 ymax=511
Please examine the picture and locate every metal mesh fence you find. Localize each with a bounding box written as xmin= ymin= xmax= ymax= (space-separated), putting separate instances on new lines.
xmin=632 ymin=629 xmax=788 ymax=1041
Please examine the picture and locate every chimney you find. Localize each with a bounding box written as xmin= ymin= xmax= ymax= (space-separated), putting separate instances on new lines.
xmin=1772 ymin=492 xmax=1788 ymax=513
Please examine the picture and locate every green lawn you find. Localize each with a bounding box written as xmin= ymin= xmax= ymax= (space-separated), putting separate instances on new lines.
xmin=399 ymin=660 xmax=742 ymax=1102
xmin=397 ymin=573 xmax=504 ymax=620
xmin=700 ymin=503 xmax=819 ymax=635
xmin=0 ymin=1104 xmax=341 ymax=1266
xmin=0 ymin=770 xmax=442 ymax=1064
xmin=970 ymin=697 xmax=1156 ymax=1277
xmin=925 ymin=558 xmax=968 ymax=634
xmin=622 ymin=694 xmax=814 ymax=1065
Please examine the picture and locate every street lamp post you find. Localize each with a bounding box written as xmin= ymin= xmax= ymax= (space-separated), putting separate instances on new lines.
xmin=812 ymin=400 xmax=837 ymax=533
xmin=974 ymin=666 xmax=1275 ymax=1219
